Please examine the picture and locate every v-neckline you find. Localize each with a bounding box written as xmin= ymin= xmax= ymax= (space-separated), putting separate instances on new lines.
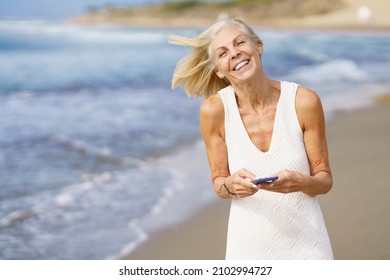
xmin=231 ymin=82 xmax=283 ymax=155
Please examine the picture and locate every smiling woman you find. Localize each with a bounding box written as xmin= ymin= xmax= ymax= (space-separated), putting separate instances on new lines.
xmin=170 ymin=17 xmax=334 ymax=260
xmin=210 ymin=27 xmax=263 ymax=86
xmin=169 ymin=19 xmax=263 ymax=98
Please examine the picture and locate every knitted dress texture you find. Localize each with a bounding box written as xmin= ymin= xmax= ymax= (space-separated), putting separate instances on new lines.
xmin=219 ymin=81 xmax=333 ymax=259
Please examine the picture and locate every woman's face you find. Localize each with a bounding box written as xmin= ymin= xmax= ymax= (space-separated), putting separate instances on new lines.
xmin=210 ymin=26 xmax=262 ymax=85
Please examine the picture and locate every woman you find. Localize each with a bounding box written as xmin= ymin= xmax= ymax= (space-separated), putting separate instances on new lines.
xmin=170 ymin=18 xmax=333 ymax=259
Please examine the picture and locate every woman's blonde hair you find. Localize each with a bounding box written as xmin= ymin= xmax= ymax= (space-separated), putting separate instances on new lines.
xmin=169 ymin=18 xmax=263 ymax=98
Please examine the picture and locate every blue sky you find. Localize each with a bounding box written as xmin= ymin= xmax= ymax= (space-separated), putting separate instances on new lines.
xmin=0 ymin=0 xmax=163 ymax=20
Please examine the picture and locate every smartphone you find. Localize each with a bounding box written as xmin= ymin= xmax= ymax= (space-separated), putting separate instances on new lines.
xmin=251 ymin=176 xmax=278 ymax=185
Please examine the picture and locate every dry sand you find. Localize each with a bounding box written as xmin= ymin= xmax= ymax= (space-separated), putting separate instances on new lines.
xmin=268 ymin=0 xmax=390 ymax=30
xmin=125 ymin=97 xmax=390 ymax=260
xmin=321 ymin=100 xmax=390 ymax=259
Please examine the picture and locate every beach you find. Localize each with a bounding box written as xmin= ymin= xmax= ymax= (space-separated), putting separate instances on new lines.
xmin=1 ymin=0 xmax=390 ymax=260
xmin=125 ymin=97 xmax=390 ymax=260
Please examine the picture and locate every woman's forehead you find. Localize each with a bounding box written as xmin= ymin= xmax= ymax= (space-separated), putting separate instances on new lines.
xmin=210 ymin=26 xmax=246 ymax=50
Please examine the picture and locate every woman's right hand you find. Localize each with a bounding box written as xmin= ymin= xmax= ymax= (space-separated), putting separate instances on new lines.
xmin=224 ymin=169 xmax=258 ymax=198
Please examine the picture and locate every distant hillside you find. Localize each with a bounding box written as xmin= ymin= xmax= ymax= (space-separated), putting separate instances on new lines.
xmin=71 ymin=0 xmax=345 ymax=27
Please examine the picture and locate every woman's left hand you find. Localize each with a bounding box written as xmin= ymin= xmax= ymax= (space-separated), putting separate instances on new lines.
xmin=260 ymin=170 xmax=309 ymax=194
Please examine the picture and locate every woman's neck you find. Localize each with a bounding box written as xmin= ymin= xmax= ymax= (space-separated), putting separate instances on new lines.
xmin=232 ymin=73 xmax=280 ymax=112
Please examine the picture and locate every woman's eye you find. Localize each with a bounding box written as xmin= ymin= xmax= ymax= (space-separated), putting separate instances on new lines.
xmin=219 ymin=52 xmax=226 ymax=58
xmin=237 ymin=41 xmax=245 ymax=46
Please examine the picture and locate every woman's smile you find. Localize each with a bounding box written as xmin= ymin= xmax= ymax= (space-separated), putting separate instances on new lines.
xmin=233 ymin=59 xmax=250 ymax=71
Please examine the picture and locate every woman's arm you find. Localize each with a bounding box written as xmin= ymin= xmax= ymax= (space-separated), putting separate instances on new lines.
xmin=261 ymin=86 xmax=333 ymax=197
xmin=297 ymin=86 xmax=333 ymax=196
xmin=199 ymin=95 xmax=230 ymax=198
xmin=199 ymin=94 xmax=257 ymax=199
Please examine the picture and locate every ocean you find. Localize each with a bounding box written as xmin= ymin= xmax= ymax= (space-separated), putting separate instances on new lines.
xmin=0 ymin=19 xmax=389 ymax=259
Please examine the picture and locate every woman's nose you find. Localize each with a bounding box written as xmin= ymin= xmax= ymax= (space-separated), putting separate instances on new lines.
xmin=231 ymin=48 xmax=240 ymax=59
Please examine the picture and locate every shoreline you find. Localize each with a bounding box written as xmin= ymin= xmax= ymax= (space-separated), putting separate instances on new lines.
xmin=123 ymin=199 xmax=230 ymax=260
xmin=123 ymin=93 xmax=390 ymax=260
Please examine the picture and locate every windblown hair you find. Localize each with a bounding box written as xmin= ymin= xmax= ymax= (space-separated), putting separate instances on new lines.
xmin=169 ymin=18 xmax=263 ymax=98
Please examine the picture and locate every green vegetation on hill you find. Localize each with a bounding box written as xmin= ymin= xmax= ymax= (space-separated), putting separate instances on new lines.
xmin=160 ymin=0 xmax=281 ymax=12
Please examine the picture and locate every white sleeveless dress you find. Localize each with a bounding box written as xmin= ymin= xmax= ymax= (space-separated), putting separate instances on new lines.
xmin=219 ymin=81 xmax=333 ymax=260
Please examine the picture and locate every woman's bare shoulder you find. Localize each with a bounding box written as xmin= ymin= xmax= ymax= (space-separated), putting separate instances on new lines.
xmin=199 ymin=93 xmax=225 ymax=136
xmin=296 ymin=85 xmax=323 ymax=112
xmin=295 ymin=85 xmax=325 ymax=130
xmin=200 ymin=93 xmax=224 ymax=119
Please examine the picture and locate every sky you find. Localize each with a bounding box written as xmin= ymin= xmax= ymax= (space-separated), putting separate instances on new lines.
xmin=0 ymin=0 xmax=163 ymax=20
